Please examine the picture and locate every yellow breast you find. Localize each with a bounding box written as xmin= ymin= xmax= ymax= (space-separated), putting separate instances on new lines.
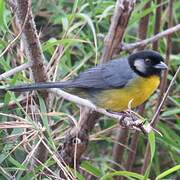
xmin=97 ymin=75 xmax=160 ymax=112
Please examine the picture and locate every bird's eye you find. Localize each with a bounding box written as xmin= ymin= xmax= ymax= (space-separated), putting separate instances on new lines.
xmin=145 ymin=59 xmax=151 ymax=65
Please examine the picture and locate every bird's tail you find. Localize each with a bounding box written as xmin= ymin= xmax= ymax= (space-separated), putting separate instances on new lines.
xmin=0 ymin=81 xmax=74 ymax=94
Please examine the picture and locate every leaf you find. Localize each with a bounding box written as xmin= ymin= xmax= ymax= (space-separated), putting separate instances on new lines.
xmin=81 ymin=161 xmax=102 ymax=177
xmin=42 ymin=38 xmax=90 ymax=51
xmin=8 ymin=156 xmax=27 ymax=170
xmin=148 ymin=131 xmax=156 ymax=162
xmin=75 ymin=13 xmax=98 ymax=64
xmin=162 ymin=108 xmax=180 ymax=117
xmin=61 ymin=16 xmax=69 ymax=31
xmin=100 ymin=171 xmax=148 ymax=180
xmin=144 ymin=132 xmax=156 ymax=178
xmin=38 ymin=95 xmax=56 ymax=150
xmin=156 ymin=165 xmax=180 ymax=180
xmin=0 ymin=0 xmax=9 ymax=32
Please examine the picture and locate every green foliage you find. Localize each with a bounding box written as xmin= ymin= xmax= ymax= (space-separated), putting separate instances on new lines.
xmin=100 ymin=171 xmax=149 ymax=180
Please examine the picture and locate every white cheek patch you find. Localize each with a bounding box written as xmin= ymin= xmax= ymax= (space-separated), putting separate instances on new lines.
xmin=134 ymin=59 xmax=146 ymax=73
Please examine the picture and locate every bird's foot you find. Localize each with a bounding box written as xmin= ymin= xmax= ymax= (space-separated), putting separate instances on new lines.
xmin=107 ymin=109 xmax=146 ymax=133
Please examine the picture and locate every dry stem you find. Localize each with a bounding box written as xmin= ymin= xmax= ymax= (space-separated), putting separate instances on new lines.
xmin=124 ymin=1 xmax=151 ymax=174
xmin=101 ymin=0 xmax=136 ymax=62
xmin=152 ymin=0 xmax=162 ymax=50
xmin=121 ymin=24 xmax=180 ymax=51
xmin=0 ymin=62 xmax=32 ymax=81
xmin=141 ymin=0 xmax=175 ymax=173
xmin=15 ymin=0 xmax=49 ymax=165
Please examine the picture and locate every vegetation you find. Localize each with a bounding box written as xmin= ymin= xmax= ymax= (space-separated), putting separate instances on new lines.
xmin=0 ymin=0 xmax=179 ymax=179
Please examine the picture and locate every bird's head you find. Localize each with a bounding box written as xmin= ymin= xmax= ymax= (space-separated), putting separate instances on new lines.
xmin=128 ymin=50 xmax=168 ymax=77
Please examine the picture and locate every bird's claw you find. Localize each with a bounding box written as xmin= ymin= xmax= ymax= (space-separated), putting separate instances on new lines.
xmin=106 ymin=109 xmax=146 ymax=134
xmin=118 ymin=111 xmax=146 ymax=133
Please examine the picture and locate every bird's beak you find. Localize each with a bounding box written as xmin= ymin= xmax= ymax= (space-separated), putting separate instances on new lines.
xmin=154 ymin=61 xmax=168 ymax=70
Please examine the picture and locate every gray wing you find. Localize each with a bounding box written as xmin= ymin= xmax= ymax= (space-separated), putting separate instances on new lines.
xmin=101 ymin=58 xmax=135 ymax=88
xmin=69 ymin=57 xmax=135 ymax=89
xmin=69 ymin=65 xmax=109 ymax=89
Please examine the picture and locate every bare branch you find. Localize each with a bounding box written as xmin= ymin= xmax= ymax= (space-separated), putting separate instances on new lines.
xmin=124 ymin=1 xmax=151 ymax=174
xmin=124 ymin=132 xmax=140 ymax=171
xmin=151 ymin=69 xmax=179 ymax=126
xmin=15 ymin=0 xmax=49 ymax=164
xmin=121 ymin=24 xmax=180 ymax=51
xmin=112 ymin=128 xmax=129 ymax=171
xmin=138 ymin=1 xmax=151 ymax=41
xmin=15 ymin=0 xmax=48 ymax=84
xmin=100 ymin=0 xmax=136 ymax=174
xmin=152 ymin=0 xmax=162 ymax=50
xmin=142 ymin=0 xmax=175 ymax=173
xmin=6 ymin=0 xmax=17 ymax=10
xmin=0 ymin=62 xmax=32 ymax=81
xmin=141 ymin=65 xmax=179 ymax=174
xmin=101 ymin=0 xmax=136 ymax=63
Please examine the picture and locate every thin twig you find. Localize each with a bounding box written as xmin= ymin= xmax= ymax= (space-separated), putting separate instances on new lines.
xmin=13 ymin=137 xmax=43 ymax=177
xmin=141 ymin=66 xmax=179 ymax=174
xmin=0 ymin=166 xmax=13 ymax=179
xmin=152 ymin=0 xmax=162 ymax=50
xmin=151 ymin=67 xmax=179 ymax=126
xmin=32 ymin=156 xmax=61 ymax=180
xmin=121 ymin=24 xmax=180 ymax=51
xmin=0 ymin=0 xmax=30 ymax=59
xmin=112 ymin=128 xmax=128 ymax=171
xmin=6 ymin=0 xmax=17 ymax=10
xmin=0 ymin=61 xmax=32 ymax=81
xmin=40 ymin=138 xmax=75 ymax=180
xmin=141 ymin=1 xmax=175 ymax=174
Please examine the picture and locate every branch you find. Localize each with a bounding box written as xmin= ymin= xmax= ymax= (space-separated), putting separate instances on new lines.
xmin=152 ymin=0 xmax=162 ymax=50
xmin=100 ymin=0 xmax=136 ymax=63
xmin=15 ymin=0 xmax=48 ymax=84
xmin=15 ymin=0 xmax=49 ymax=164
xmin=100 ymin=0 xmax=137 ymax=174
xmin=121 ymin=24 xmax=180 ymax=51
xmin=0 ymin=62 xmax=32 ymax=81
xmin=141 ymin=66 xmax=179 ymax=174
xmin=151 ymin=69 xmax=179 ymax=126
xmin=112 ymin=128 xmax=129 ymax=171
xmin=138 ymin=1 xmax=151 ymax=41
xmin=6 ymin=0 xmax=17 ymax=10
xmin=124 ymin=1 xmax=151 ymax=174
xmin=142 ymin=1 xmax=175 ymax=173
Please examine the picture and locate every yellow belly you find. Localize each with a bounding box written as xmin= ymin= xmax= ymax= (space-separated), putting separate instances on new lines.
xmin=96 ymin=75 xmax=160 ymax=112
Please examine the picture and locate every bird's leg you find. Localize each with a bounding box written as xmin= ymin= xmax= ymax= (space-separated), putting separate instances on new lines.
xmin=106 ymin=109 xmax=125 ymax=116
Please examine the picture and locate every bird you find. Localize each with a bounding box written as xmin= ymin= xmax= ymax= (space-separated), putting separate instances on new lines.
xmin=1 ymin=50 xmax=167 ymax=112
